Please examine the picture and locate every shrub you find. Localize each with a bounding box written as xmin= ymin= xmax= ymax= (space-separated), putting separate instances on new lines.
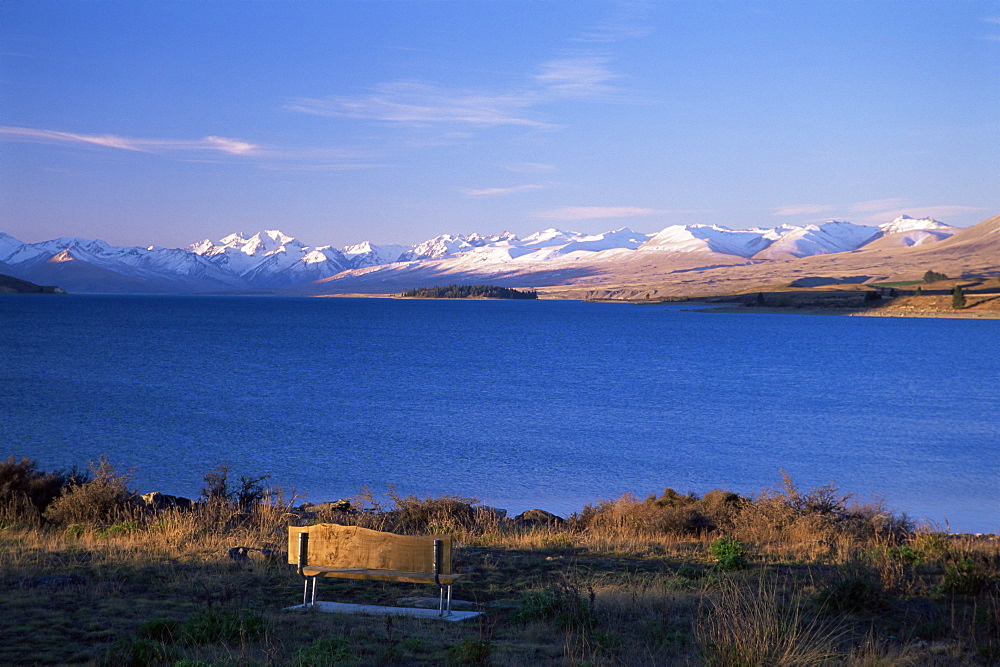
xmin=817 ymin=567 xmax=890 ymax=613
xmin=923 ymin=270 xmax=947 ymax=283
xmin=43 ymin=457 xmax=136 ymax=526
xmin=0 ymin=456 xmax=84 ymax=522
xmin=200 ymin=463 xmax=272 ymax=510
xmin=386 ymin=488 xmax=480 ymax=534
xmin=710 ymin=537 xmax=750 ymax=570
xmin=952 ymin=285 xmax=966 ymax=309
xmin=938 ymin=558 xmax=992 ymax=596
xmin=514 ymin=577 xmax=595 ymax=631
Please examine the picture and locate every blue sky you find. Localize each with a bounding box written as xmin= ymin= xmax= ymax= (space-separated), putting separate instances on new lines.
xmin=1 ymin=0 xmax=997 ymax=249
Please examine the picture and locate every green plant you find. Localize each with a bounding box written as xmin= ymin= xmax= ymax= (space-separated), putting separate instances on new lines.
xmin=938 ymin=557 xmax=991 ymax=596
xmin=135 ymin=617 xmax=180 ymax=643
xmin=295 ymin=637 xmax=353 ymax=666
xmin=96 ymin=520 xmax=140 ymax=538
xmin=447 ymin=638 xmax=492 ymax=665
xmin=515 ymin=578 xmax=595 ymax=630
xmin=103 ymin=636 xmax=179 ymax=666
xmin=710 ymin=537 xmax=749 ymax=571
xmin=181 ymin=609 xmax=266 ymax=644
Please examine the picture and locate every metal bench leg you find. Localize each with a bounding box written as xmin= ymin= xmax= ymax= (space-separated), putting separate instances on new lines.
xmin=438 ymin=584 xmax=453 ymax=617
xmin=302 ymin=576 xmax=319 ymax=607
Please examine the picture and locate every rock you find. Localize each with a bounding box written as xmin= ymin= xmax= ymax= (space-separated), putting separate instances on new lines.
xmin=227 ymin=546 xmax=283 ymax=563
xmin=299 ymin=499 xmax=353 ymax=515
xmin=139 ymin=492 xmax=194 ymax=511
xmin=513 ymin=509 xmax=564 ymax=527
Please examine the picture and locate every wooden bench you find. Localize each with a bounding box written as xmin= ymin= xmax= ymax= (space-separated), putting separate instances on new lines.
xmin=288 ymin=524 xmax=462 ymax=616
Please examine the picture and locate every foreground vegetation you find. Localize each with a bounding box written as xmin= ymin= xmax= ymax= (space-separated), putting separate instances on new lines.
xmin=400 ymin=284 xmax=538 ymax=299
xmin=1 ymin=457 xmax=997 ymax=665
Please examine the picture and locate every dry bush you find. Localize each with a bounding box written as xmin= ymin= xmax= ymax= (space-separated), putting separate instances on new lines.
xmin=572 ymin=492 xmax=716 ymax=539
xmin=386 ymin=487 xmax=481 ymax=534
xmin=43 ymin=457 xmax=137 ymax=526
xmin=695 ymin=572 xmax=845 ymax=665
xmin=730 ymin=472 xmax=912 ymax=554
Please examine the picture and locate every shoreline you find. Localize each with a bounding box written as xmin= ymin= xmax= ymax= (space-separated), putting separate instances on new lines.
xmin=696 ymin=305 xmax=1000 ymax=319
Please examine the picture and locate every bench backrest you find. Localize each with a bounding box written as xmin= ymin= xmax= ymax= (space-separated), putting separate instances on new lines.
xmin=288 ymin=524 xmax=453 ymax=574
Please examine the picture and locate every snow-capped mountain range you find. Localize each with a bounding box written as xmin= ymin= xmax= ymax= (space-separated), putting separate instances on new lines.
xmin=0 ymin=216 xmax=963 ymax=294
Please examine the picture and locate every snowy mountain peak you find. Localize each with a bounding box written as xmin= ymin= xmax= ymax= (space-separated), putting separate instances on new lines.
xmin=879 ymin=215 xmax=949 ymax=235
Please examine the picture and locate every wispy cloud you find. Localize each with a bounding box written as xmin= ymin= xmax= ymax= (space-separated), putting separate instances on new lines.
xmin=286 ymin=81 xmax=549 ymax=128
xmin=535 ymin=206 xmax=663 ymax=220
xmin=463 ymin=184 xmax=544 ymax=198
xmin=0 ymin=125 xmax=384 ymax=171
xmin=574 ymin=2 xmax=654 ymax=43
xmin=502 ymin=162 xmax=557 ymax=173
xmin=773 ymin=204 xmax=834 ymax=217
xmin=534 ymin=57 xmax=620 ymax=98
xmin=286 ymin=52 xmax=632 ymax=131
xmin=849 ymin=198 xmax=909 ymax=214
xmin=0 ymin=126 xmax=259 ymax=155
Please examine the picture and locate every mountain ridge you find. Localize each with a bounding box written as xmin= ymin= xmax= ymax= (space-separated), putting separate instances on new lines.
xmin=1 ymin=215 xmax=994 ymax=297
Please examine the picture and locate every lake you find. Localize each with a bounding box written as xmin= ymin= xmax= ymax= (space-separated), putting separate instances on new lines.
xmin=2 ymin=295 xmax=998 ymax=532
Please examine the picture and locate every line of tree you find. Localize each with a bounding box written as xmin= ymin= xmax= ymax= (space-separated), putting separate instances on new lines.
xmin=400 ymin=284 xmax=538 ymax=299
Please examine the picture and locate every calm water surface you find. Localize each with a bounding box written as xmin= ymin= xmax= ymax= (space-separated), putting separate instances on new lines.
xmin=2 ymin=296 xmax=997 ymax=532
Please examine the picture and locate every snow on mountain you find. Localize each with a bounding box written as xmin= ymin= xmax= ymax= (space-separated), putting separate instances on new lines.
xmin=341 ymin=241 xmax=412 ymax=268
xmin=188 ymin=230 xmax=350 ymax=284
xmin=641 ymin=225 xmax=775 ymax=257
xmin=0 ymin=231 xmax=24 ymax=262
xmin=857 ymin=216 xmax=959 ymax=250
xmin=400 ymin=234 xmax=478 ymax=260
xmin=878 ymin=215 xmax=950 ymax=235
xmin=751 ymin=221 xmax=878 ymax=260
xmin=0 ymin=214 xmax=973 ymax=294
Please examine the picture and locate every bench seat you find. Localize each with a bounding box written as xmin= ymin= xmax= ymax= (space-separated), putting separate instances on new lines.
xmin=300 ymin=565 xmax=462 ymax=585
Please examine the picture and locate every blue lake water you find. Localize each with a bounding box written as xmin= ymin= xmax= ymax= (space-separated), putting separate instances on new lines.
xmin=2 ymin=295 xmax=998 ymax=533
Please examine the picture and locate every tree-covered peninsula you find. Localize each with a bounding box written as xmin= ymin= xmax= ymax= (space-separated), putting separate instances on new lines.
xmin=400 ymin=284 xmax=538 ymax=299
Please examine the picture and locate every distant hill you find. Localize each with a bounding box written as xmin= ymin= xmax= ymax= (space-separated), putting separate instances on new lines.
xmin=0 ymin=273 xmax=67 ymax=294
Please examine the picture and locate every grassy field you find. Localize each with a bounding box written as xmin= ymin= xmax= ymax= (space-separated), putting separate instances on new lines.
xmin=1 ymin=459 xmax=997 ymax=665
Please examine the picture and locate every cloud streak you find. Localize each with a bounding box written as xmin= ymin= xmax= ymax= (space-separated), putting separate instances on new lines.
xmin=286 ymin=81 xmax=549 ymax=128
xmin=534 ymin=57 xmax=620 ymax=98
xmin=0 ymin=126 xmax=259 ymax=155
xmin=463 ymin=184 xmax=544 ymax=198
xmin=286 ymin=51 xmax=631 ymax=131
xmin=535 ymin=206 xmax=663 ymax=220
